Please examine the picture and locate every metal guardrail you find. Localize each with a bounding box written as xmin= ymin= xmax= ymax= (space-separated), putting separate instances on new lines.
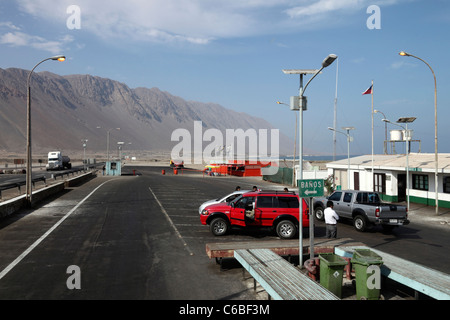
xmin=0 ymin=176 xmax=46 ymax=200
xmin=0 ymin=166 xmax=94 ymax=200
xmin=47 ymin=167 xmax=90 ymax=180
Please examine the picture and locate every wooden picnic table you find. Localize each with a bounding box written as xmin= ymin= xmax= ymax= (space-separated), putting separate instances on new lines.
xmin=206 ymin=237 xmax=365 ymax=260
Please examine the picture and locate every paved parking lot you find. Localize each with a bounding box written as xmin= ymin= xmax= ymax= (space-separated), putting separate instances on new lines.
xmin=0 ymin=164 xmax=448 ymax=302
xmin=0 ymin=166 xmax=292 ymax=299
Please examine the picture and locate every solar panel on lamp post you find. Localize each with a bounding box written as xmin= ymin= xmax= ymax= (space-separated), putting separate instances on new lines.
xmin=282 ymin=54 xmax=337 ymax=265
xmin=399 ymin=51 xmax=438 ymax=215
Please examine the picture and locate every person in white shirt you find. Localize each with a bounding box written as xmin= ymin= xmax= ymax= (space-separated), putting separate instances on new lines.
xmin=324 ymin=200 xmax=339 ymax=238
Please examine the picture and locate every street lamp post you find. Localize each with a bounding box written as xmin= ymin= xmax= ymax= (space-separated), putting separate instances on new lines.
xmin=283 ymin=54 xmax=337 ymax=266
xmin=26 ymin=55 xmax=65 ymax=206
xmin=117 ymin=141 xmax=124 ymax=161
xmin=374 ymin=110 xmax=388 ymax=154
xmin=277 ymin=101 xmax=297 ymax=187
xmin=106 ymin=128 xmax=120 ymax=162
xmin=328 ymin=126 xmax=355 ymax=189
xmin=383 ymin=117 xmax=416 ymax=211
xmin=399 ymin=51 xmax=438 ymax=215
xmin=107 ymin=130 xmax=110 ymax=162
xmin=82 ymin=139 xmax=88 ymax=171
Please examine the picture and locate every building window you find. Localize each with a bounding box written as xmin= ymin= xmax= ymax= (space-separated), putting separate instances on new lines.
xmin=444 ymin=177 xmax=450 ymax=194
xmin=374 ymin=173 xmax=386 ymax=194
xmin=412 ymin=174 xmax=428 ymax=191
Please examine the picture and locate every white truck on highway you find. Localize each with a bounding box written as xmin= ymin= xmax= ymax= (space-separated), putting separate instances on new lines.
xmin=46 ymin=151 xmax=72 ymax=171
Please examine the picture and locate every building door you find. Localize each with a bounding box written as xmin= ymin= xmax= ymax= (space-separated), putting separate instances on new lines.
xmin=397 ymin=174 xmax=406 ymax=202
xmin=354 ymin=172 xmax=360 ymax=190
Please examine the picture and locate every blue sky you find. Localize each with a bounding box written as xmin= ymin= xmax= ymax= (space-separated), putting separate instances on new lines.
xmin=1 ymin=0 xmax=449 ymax=156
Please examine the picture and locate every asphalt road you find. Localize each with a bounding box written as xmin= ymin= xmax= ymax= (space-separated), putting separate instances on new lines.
xmin=0 ymin=166 xmax=448 ymax=300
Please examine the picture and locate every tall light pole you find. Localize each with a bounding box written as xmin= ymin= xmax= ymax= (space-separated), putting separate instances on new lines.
xmin=374 ymin=109 xmax=388 ymax=154
xmin=100 ymin=127 xmax=120 ymax=162
xmin=26 ymin=55 xmax=66 ymax=206
xmin=333 ymin=58 xmax=339 ymax=161
xmin=383 ymin=117 xmax=416 ymax=211
xmin=117 ymin=141 xmax=124 ymax=161
xmin=399 ymin=51 xmax=438 ymax=215
xmin=277 ymin=101 xmax=297 ymax=186
xmin=107 ymin=128 xmax=121 ymax=162
xmin=82 ymin=139 xmax=88 ymax=171
xmin=283 ymin=53 xmax=337 ymax=266
xmin=328 ymin=126 xmax=355 ymax=189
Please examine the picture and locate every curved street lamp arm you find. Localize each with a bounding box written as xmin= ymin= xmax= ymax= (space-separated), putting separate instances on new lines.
xmin=302 ymin=66 xmax=324 ymax=96
xmin=27 ymin=56 xmax=65 ymax=86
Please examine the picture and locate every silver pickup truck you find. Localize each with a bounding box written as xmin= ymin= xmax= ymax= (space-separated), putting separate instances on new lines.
xmin=313 ymin=190 xmax=409 ymax=232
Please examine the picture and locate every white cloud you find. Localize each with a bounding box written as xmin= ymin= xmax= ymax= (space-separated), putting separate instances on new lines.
xmin=15 ymin=0 xmax=243 ymax=44
xmin=13 ymin=0 xmax=409 ymax=45
xmin=286 ymin=0 xmax=362 ymax=17
xmin=0 ymin=22 xmax=21 ymax=30
xmin=390 ymin=60 xmax=417 ymax=69
xmin=351 ymin=57 xmax=366 ymax=64
xmin=0 ymin=31 xmax=73 ymax=54
xmin=285 ymin=0 xmax=405 ymax=18
xmin=0 ymin=14 xmax=74 ymax=53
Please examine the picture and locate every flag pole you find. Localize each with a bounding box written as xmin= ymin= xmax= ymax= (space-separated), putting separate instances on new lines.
xmin=333 ymin=59 xmax=339 ymax=161
xmin=371 ymin=80 xmax=374 ymax=192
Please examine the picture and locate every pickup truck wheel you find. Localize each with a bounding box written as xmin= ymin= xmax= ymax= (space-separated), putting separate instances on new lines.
xmin=276 ymin=220 xmax=296 ymax=239
xmin=210 ymin=217 xmax=229 ymax=236
xmin=353 ymin=215 xmax=368 ymax=232
xmin=314 ymin=207 xmax=325 ymax=221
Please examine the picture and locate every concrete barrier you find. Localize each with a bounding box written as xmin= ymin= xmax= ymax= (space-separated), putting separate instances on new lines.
xmin=0 ymin=195 xmax=27 ymax=219
xmin=64 ymin=170 xmax=97 ymax=188
xmin=31 ymin=182 xmax=65 ymax=206
xmin=0 ymin=171 xmax=97 ymax=218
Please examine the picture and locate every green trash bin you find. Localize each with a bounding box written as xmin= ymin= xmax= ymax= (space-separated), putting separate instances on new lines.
xmin=319 ymin=253 xmax=348 ymax=298
xmin=351 ymin=249 xmax=383 ymax=300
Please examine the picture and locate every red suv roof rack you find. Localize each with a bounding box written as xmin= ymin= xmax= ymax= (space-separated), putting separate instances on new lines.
xmin=255 ymin=190 xmax=297 ymax=195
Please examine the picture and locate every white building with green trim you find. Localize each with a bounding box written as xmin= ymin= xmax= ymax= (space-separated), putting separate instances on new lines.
xmin=326 ymin=153 xmax=450 ymax=208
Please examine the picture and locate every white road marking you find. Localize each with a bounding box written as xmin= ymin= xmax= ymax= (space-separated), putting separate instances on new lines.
xmin=148 ymin=187 xmax=194 ymax=256
xmin=0 ymin=180 xmax=113 ymax=281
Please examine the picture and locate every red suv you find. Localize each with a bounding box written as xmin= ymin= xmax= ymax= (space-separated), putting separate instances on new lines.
xmin=200 ymin=191 xmax=309 ymax=239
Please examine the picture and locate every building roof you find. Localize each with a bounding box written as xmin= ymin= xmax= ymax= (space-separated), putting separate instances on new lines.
xmin=326 ymin=153 xmax=450 ymax=174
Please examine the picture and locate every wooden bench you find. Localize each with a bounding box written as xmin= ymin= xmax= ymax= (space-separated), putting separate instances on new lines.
xmin=234 ymin=248 xmax=340 ymax=300
xmin=335 ymin=246 xmax=450 ymax=300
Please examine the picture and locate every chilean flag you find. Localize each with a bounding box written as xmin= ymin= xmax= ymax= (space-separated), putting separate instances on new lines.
xmin=362 ymin=85 xmax=373 ymax=95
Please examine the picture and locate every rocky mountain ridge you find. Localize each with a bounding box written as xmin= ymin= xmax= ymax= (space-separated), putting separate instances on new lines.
xmin=0 ymin=68 xmax=291 ymax=160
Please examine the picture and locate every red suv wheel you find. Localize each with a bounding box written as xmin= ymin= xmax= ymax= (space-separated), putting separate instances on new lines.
xmin=276 ymin=220 xmax=296 ymax=239
xmin=210 ymin=217 xmax=229 ymax=236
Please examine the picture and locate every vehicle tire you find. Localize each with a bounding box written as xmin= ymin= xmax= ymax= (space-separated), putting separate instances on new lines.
xmin=353 ymin=215 xmax=368 ymax=232
xmin=210 ymin=217 xmax=229 ymax=236
xmin=276 ymin=220 xmax=297 ymax=239
xmin=314 ymin=207 xmax=325 ymax=221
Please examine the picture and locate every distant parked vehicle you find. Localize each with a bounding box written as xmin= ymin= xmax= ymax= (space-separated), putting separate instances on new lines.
xmin=314 ymin=190 xmax=409 ymax=232
xmin=46 ymin=151 xmax=71 ymax=171
xmin=170 ymin=159 xmax=184 ymax=168
xmin=198 ymin=190 xmax=250 ymax=215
